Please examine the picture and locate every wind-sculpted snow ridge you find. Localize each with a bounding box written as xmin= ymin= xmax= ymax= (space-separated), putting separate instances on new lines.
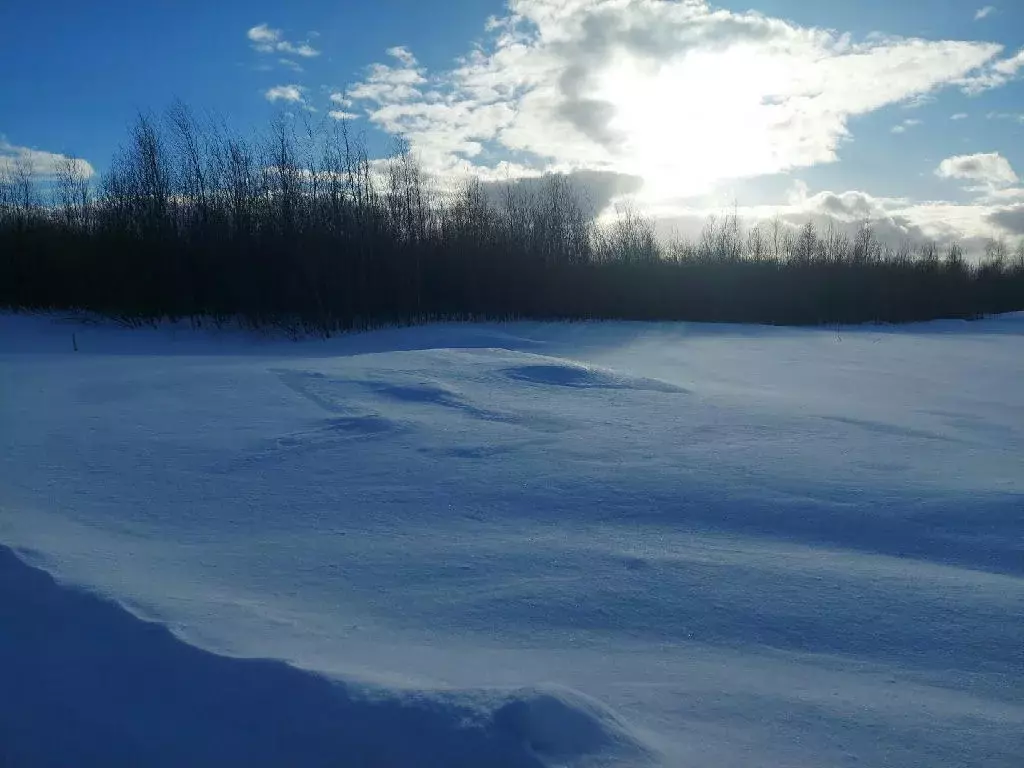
xmin=0 ymin=545 xmax=654 ymax=767
xmin=1 ymin=311 xmax=1022 ymax=766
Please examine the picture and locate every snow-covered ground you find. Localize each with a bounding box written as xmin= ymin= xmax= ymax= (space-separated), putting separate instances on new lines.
xmin=1 ymin=312 xmax=1022 ymax=767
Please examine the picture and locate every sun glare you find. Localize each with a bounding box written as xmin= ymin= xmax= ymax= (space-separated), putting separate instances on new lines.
xmin=595 ymin=46 xmax=805 ymax=199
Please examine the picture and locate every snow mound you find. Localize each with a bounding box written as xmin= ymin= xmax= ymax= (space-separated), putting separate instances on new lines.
xmin=0 ymin=544 xmax=653 ymax=767
xmin=504 ymin=360 xmax=687 ymax=393
xmin=491 ymin=686 xmax=651 ymax=763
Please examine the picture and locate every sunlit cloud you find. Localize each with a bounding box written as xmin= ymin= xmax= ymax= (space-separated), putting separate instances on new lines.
xmin=974 ymin=6 xmax=996 ymax=20
xmin=342 ymin=0 xmax=1004 ymax=202
xmin=323 ymin=0 xmax=1024 ymax=254
xmin=937 ymin=151 xmax=1019 ymax=199
xmin=0 ymin=138 xmax=94 ymax=179
xmin=936 ymin=152 xmax=1019 ymax=188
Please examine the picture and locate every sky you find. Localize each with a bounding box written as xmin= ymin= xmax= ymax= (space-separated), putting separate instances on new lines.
xmin=2 ymin=0 xmax=1024 ymax=256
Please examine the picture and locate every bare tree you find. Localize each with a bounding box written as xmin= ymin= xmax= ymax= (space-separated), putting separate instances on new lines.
xmin=983 ymin=237 xmax=1009 ymax=269
xmin=54 ymin=155 xmax=92 ymax=230
xmin=746 ymin=223 xmax=767 ymax=262
xmin=10 ymin=153 xmax=38 ymax=218
xmin=2 ymin=98 xmax=1023 ymax=330
xmin=792 ymin=221 xmax=817 ymax=264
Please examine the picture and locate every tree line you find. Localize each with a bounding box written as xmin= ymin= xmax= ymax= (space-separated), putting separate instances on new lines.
xmin=3 ymin=103 xmax=1023 ymax=334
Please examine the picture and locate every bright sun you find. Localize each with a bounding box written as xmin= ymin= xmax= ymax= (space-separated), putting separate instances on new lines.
xmin=594 ymin=46 xmax=809 ymax=199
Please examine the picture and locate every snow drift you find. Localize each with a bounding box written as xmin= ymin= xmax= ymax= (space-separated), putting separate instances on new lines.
xmin=0 ymin=543 xmax=648 ymax=767
xmin=1 ymin=312 xmax=1022 ymax=766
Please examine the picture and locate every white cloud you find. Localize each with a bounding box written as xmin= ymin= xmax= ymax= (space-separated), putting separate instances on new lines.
xmin=902 ymin=92 xmax=936 ymax=109
xmin=346 ymin=60 xmax=429 ymax=106
xmin=343 ymin=0 xmax=1003 ymax=198
xmin=264 ymin=84 xmax=305 ymax=104
xmin=0 ymin=139 xmax=94 ymax=179
xmin=986 ymin=111 xmax=1024 ymax=123
xmin=328 ymin=110 xmax=360 ymax=121
xmin=982 ymin=186 xmax=1024 ymax=203
xmin=386 ymin=46 xmax=417 ymax=67
xmin=278 ymin=42 xmax=319 ymax=58
xmin=891 ymin=118 xmax=922 ymax=133
xmin=893 ymin=198 xmax=1024 ymax=251
xmin=786 ymin=179 xmax=810 ymax=205
xmin=974 ymin=6 xmax=996 ymax=20
xmin=248 ymin=23 xmax=280 ymax=47
xmin=936 ymin=152 xmax=1018 ymax=187
xmin=958 ymin=47 xmax=1024 ymax=93
xmin=951 ymin=112 xmax=968 ymax=120
xmin=247 ymin=23 xmax=320 ymax=58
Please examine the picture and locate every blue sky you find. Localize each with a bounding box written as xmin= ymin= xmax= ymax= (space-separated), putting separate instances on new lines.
xmin=2 ymin=0 xmax=1023 ymax=253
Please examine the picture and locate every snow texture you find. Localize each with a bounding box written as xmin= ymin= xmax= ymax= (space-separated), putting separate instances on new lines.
xmin=1 ymin=312 xmax=1023 ymax=767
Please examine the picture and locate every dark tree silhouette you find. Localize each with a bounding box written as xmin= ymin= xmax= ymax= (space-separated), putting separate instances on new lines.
xmin=2 ymin=105 xmax=1023 ymax=333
